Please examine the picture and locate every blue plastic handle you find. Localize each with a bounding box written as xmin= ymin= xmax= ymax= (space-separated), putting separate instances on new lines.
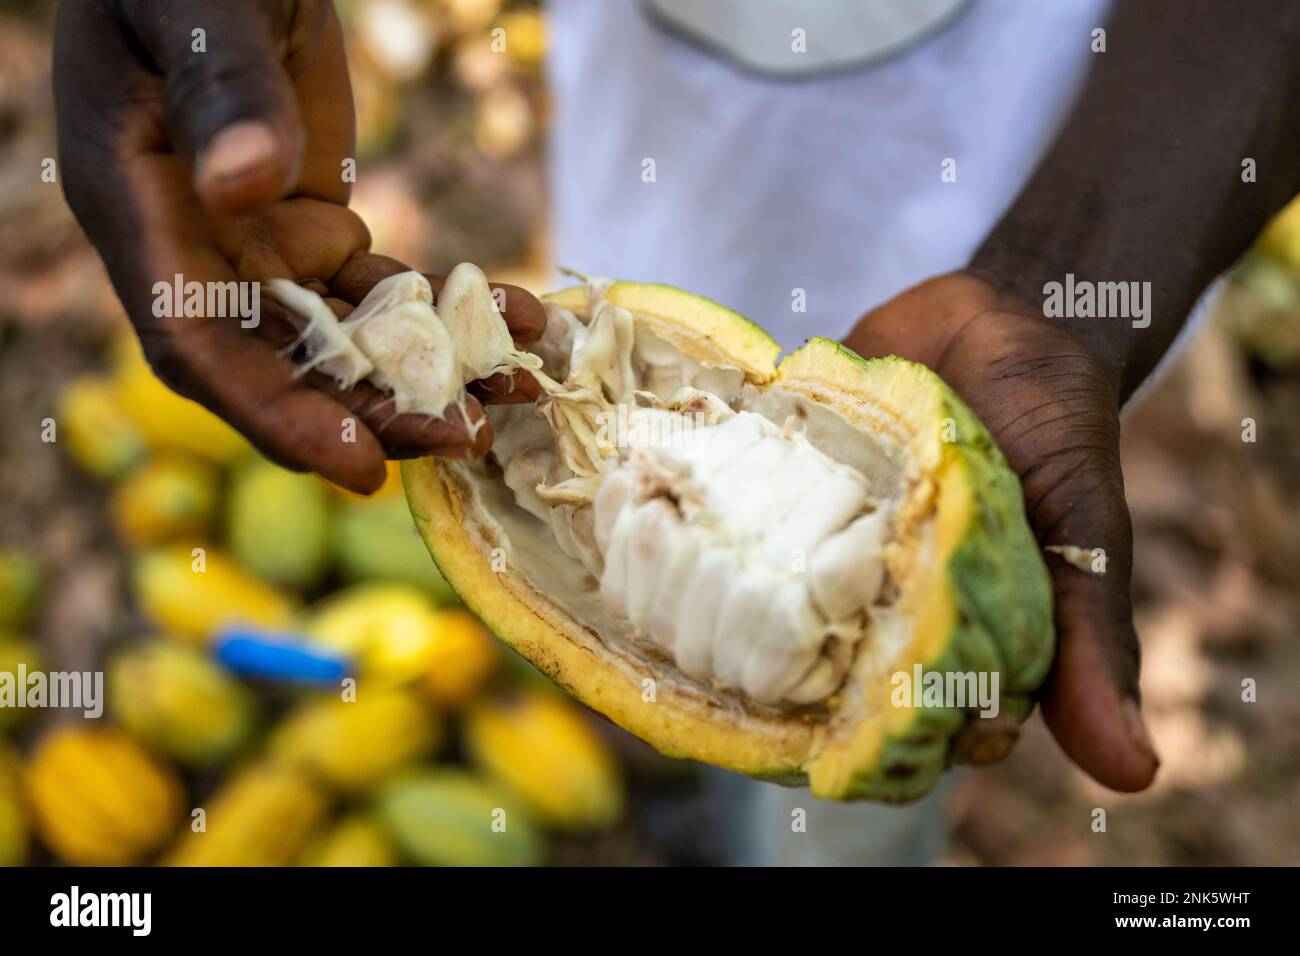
xmin=213 ymin=628 xmax=353 ymax=686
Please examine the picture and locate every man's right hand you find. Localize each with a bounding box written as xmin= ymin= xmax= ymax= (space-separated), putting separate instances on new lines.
xmin=845 ymin=271 xmax=1159 ymax=793
xmin=54 ymin=0 xmax=544 ymax=494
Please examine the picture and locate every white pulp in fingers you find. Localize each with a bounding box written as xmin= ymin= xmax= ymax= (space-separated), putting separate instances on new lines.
xmin=350 ymin=299 xmax=461 ymax=415
xmin=346 ymin=270 xmax=434 ymax=326
xmin=436 ymin=262 xmax=523 ymax=384
xmin=266 ymin=278 xmax=373 ymax=387
xmin=269 ymin=265 xmax=542 ymax=422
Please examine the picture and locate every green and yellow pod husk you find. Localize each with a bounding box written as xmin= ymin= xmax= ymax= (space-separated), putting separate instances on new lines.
xmin=403 ymin=282 xmax=1052 ymax=801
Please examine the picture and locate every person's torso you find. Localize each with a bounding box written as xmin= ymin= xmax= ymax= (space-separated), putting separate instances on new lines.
xmin=545 ymin=0 xmax=1113 ymax=349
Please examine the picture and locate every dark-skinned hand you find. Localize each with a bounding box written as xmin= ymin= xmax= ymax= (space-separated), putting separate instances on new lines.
xmin=844 ymin=270 xmax=1160 ymax=793
xmin=53 ymin=0 xmax=544 ymax=494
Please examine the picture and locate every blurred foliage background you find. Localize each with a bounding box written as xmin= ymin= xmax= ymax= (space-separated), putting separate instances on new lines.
xmin=0 ymin=0 xmax=1298 ymax=866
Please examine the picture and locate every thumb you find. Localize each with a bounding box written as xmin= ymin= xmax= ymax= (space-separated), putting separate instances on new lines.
xmin=1017 ymin=421 xmax=1160 ymax=792
xmin=1039 ymin=546 xmax=1160 ymax=793
xmin=119 ymin=0 xmax=320 ymax=213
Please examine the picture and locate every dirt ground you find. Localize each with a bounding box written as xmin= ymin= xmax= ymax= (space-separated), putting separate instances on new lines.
xmin=2 ymin=3 xmax=1296 ymax=866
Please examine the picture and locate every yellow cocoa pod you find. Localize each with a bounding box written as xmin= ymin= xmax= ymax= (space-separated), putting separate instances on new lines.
xmin=134 ymin=547 xmax=295 ymax=644
xmin=464 ymin=689 xmax=624 ymax=831
xmin=306 ymin=583 xmax=444 ymax=687
xmin=25 ymin=725 xmax=184 ymax=865
xmin=110 ymin=457 xmax=218 ymax=548
xmin=55 ymin=375 xmax=148 ymax=480
xmin=111 ymin=335 xmax=250 ymax=465
xmin=419 ymin=608 xmax=500 ymax=710
xmin=109 ymin=641 xmax=258 ymax=767
xmin=270 ymin=688 xmax=440 ymax=794
xmin=0 ymin=740 xmax=28 ymax=867
xmin=298 ymin=813 xmax=397 ymax=867
xmin=167 ymin=762 xmax=327 ymax=867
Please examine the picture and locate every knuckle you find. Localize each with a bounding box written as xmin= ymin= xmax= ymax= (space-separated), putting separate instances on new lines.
xmin=165 ymin=55 xmax=268 ymax=122
xmin=1029 ymin=455 xmax=1132 ymax=553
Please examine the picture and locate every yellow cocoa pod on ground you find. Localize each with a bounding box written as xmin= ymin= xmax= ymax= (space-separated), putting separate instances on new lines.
xmin=270 ymin=688 xmax=440 ymax=794
xmin=0 ymin=740 xmax=27 ymax=867
xmin=305 ymin=584 xmax=499 ymax=697
xmin=109 ymin=641 xmax=258 ymax=767
xmin=111 ymin=335 xmax=250 ymax=465
xmin=167 ymin=762 xmax=327 ymax=867
xmin=110 ymin=457 xmax=218 ymax=548
xmin=420 ymin=608 xmax=500 ymax=709
xmin=0 ymin=635 xmax=44 ymax=730
xmin=298 ymin=813 xmax=397 ymax=867
xmin=226 ymin=459 xmax=332 ymax=590
xmin=55 ymin=375 xmax=148 ymax=480
xmin=25 ymin=725 xmax=184 ymax=865
xmin=305 ymin=583 xmax=441 ymax=686
xmin=134 ymin=547 xmax=295 ymax=644
xmin=464 ymin=688 xmax=624 ymax=831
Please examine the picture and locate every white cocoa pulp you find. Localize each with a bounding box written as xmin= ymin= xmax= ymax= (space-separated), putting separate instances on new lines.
xmin=267 ymin=264 xmax=544 ymax=428
xmin=488 ymin=289 xmax=897 ymax=708
xmin=589 ymin=411 xmax=889 ymax=704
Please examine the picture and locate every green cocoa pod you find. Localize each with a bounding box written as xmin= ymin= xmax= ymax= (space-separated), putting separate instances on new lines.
xmin=375 ymin=769 xmax=544 ymax=867
xmin=0 ymin=549 xmax=41 ymax=632
xmin=0 ymin=740 xmax=28 ymax=867
xmin=333 ymin=495 xmax=457 ymax=603
xmin=227 ymin=459 xmax=331 ymax=590
xmin=0 ymin=635 xmax=44 ymax=731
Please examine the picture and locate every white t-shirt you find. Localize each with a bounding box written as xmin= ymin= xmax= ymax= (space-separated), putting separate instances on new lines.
xmin=546 ymin=0 xmax=1114 ymax=351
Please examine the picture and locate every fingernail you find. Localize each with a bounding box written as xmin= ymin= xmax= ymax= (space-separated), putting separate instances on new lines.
xmin=198 ymin=120 xmax=278 ymax=185
xmin=1121 ymin=699 xmax=1159 ymax=766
